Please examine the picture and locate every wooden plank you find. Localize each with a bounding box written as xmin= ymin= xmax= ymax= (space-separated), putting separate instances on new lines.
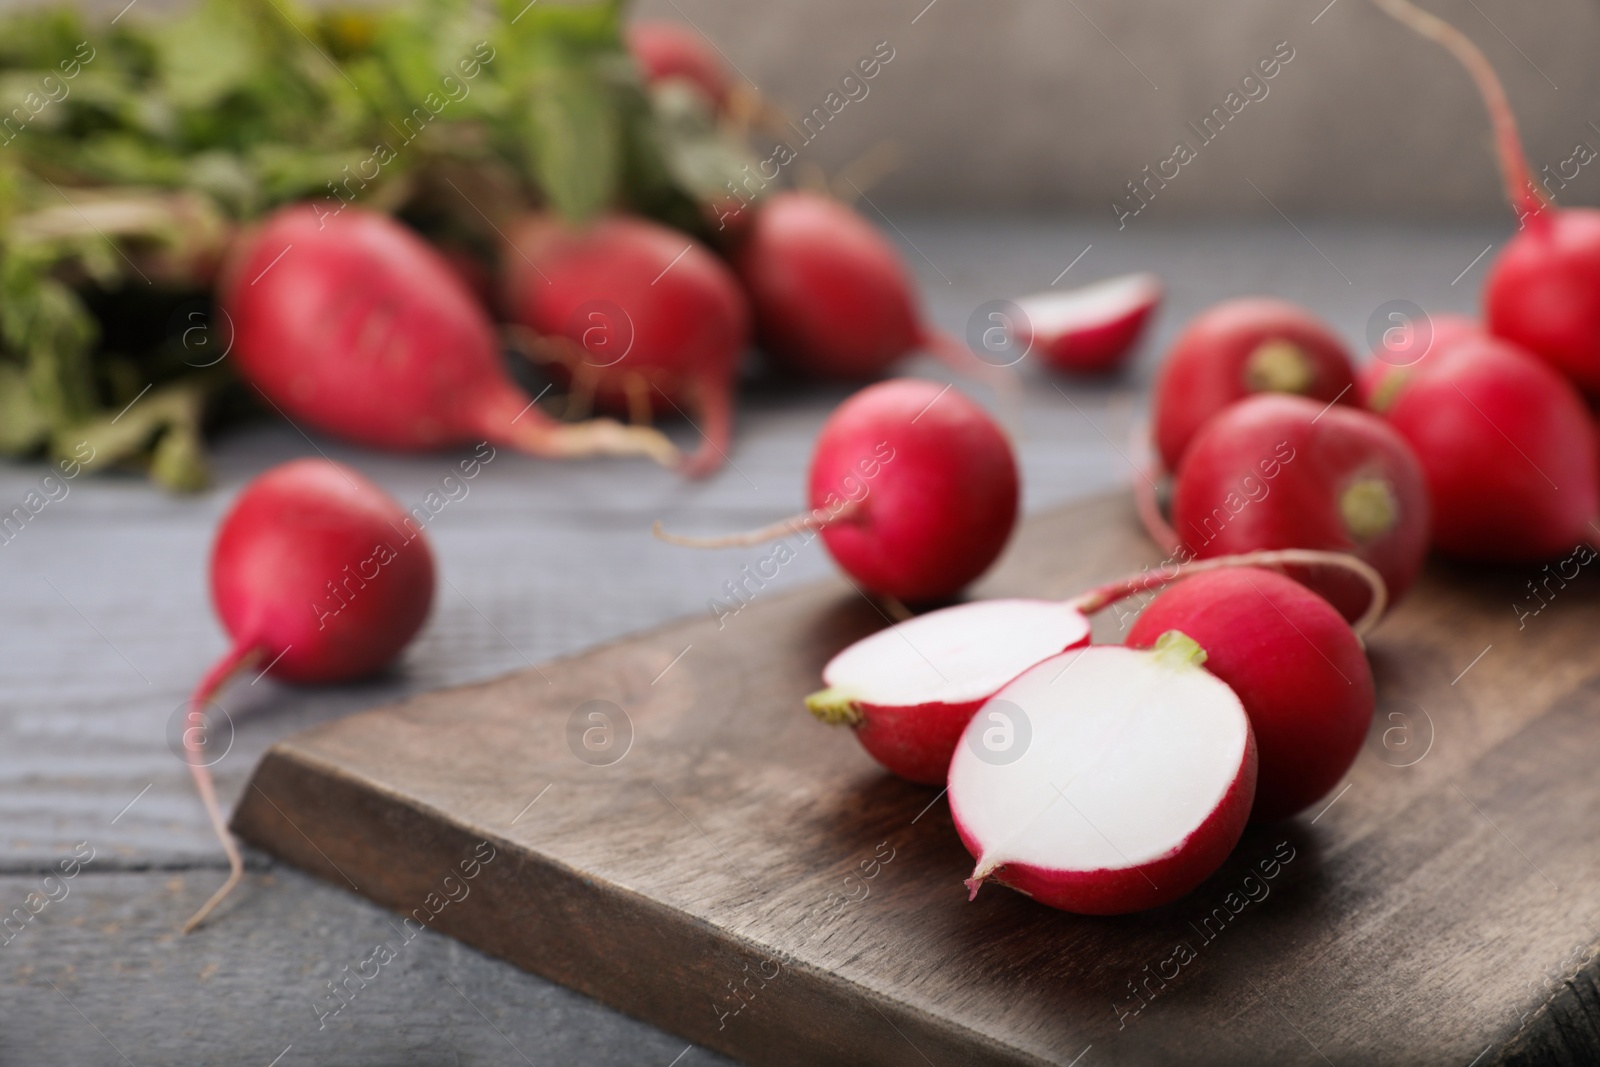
xmin=231 ymin=492 xmax=1600 ymax=1065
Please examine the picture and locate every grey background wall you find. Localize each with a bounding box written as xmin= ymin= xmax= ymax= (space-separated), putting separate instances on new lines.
xmin=12 ymin=0 xmax=1600 ymax=217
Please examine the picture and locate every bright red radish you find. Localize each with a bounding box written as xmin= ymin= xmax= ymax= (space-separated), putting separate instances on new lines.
xmin=220 ymin=206 xmax=677 ymax=467
xmin=655 ymin=378 xmax=1017 ymax=604
xmin=1370 ymin=0 xmax=1600 ymax=396
xmin=183 ymin=459 xmax=436 ymax=932
xmin=1358 ymin=312 xmax=1480 ymax=412
xmin=1013 ymin=273 xmax=1162 ymax=375
xmin=1126 ymin=567 xmax=1374 ymax=822
xmin=1169 ymin=394 xmax=1429 ymax=623
xmin=1153 ymin=297 xmax=1357 ymax=471
xmin=951 ymin=633 xmax=1256 ymax=914
xmin=626 ymin=20 xmax=731 ymax=111
xmin=502 ymin=214 xmax=748 ymax=478
xmin=732 ymin=191 xmax=1010 ymax=388
xmin=1381 ymin=335 xmax=1598 ymax=561
xmin=807 ymin=549 xmax=1383 ymax=786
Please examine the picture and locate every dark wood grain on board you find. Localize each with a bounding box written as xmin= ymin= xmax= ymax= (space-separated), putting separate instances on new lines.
xmin=231 ymin=492 xmax=1600 ymax=1066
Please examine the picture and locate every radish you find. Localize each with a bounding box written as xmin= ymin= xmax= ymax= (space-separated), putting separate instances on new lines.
xmin=806 ymin=549 xmax=1383 ymax=786
xmin=1126 ymin=567 xmax=1374 ymax=822
xmin=183 ymin=459 xmax=436 ymax=932
xmin=655 ymin=378 xmax=1017 ymax=604
xmin=1357 ymin=312 xmax=1480 ymax=413
xmin=1012 ymin=273 xmax=1162 ymax=375
xmin=1380 ymin=335 xmax=1598 ymax=561
xmin=1369 ymin=0 xmax=1600 ymax=396
xmin=221 ymin=206 xmax=677 ymax=468
xmin=626 ymin=20 xmax=731 ymax=112
xmin=1153 ymin=297 xmax=1357 ymax=471
xmin=1168 ymin=394 xmax=1430 ymax=623
xmin=732 ymin=191 xmax=1012 ymax=389
xmin=951 ymin=633 xmax=1256 ymax=915
xmin=501 ymin=214 xmax=749 ymax=479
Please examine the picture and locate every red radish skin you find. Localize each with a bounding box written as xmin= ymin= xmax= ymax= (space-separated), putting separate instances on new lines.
xmin=221 ymin=206 xmax=676 ymax=467
xmin=184 ymin=459 xmax=436 ymax=931
xmin=656 ymin=379 xmax=1018 ymax=604
xmin=1369 ymin=0 xmax=1600 ymax=397
xmin=951 ymin=634 xmax=1257 ymax=915
xmin=1154 ymin=297 xmax=1357 ymax=471
xmin=806 ymin=548 xmax=1384 ymax=786
xmin=502 ymin=214 xmax=748 ymax=478
xmin=1013 ymin=273 xmax=1162 ymax=375
xmin=1172 ymin=393 xmax=1430 ymax=622
xmin=1381 ymin=336 xmax=1599 ymax=561
xmin=732 ymin=191 xmax=1010 ymax=388
xmin=1358 ymin=312 xmax=1480 ymax=412
xmin=1126 ymin=568 xmax=1375 ymax=822
xmin=626 ymin=21 xmax=731 ymax=111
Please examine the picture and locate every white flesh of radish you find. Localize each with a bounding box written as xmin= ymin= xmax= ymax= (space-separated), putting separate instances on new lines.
xmin=951 ymin=643 xmax=1248 ymax=876
xmin=1014 ymin=273 xmax=1162 ymax=341
xmin=820 ymin=599 xmax=1092 ymax=708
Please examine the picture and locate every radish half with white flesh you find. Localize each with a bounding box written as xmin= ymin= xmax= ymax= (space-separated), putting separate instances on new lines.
xmin=951 ymin=633 xmax=1257 ymax=915
xmin=806 ymin=599 xmax=1093 ymax=784
xmin=1014 ymin=273 xmax=1162 ymax=375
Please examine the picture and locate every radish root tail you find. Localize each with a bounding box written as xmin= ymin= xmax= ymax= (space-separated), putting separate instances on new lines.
xmin=920 ymin=328 xmax=1023 ymax=413
xmin=678 ymin=373 xmax=735 ymax=480
xmin=1368 ymin=0 xmax=1549 ymax=220
xmin=653 ymin=497 xmax=863 ymax=549
xmin=182 ymin=640 xmax=261 ymax=934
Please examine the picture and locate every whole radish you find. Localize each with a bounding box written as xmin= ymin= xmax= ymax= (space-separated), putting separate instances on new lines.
xmin=183 ymin=459 xmax=436 ymax=932
xmin=1126 ymin=567 xmax=1374 ymax=822
xmin=221 ymin=206 xmax=676 ymax=467
xmin=626 ymin=20 xmax=731 ymax=111
xmin=1171 ymin=394 xmax=1430 ymax=623
xmin=1013 ymin=273 xmax=1162 ymax=375
xmin=951 ymin=633 xmax=1256 ymax=914
xmin=1153 ymin=297 xmax=1356 ymax=471
xmin=807 ymin=550 xmax=1383 ymax=785
xmin=1358 ymin=312 xmax=1480 ymax=412
xmin=502 ymin=214 xmax=748 ymax=478
xmin=656 ymin=378 xmax=1018 ymax=604
xmin=1369 ymin=0 xmax=1600 ymax=396
xmin=732 ymin=191 xmax=1011 ymax=389
xmin=1380 ymin=335 xmax=1598 ymax=561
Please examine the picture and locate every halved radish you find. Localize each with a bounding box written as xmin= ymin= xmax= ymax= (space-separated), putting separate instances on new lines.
xmin=951 ymin=633 xmax=1256 ymax=915
xmin=806 ymin=599 xmax=1093 ymax=784
xmin=1013 ymin=273 xmax=1162 ymax=375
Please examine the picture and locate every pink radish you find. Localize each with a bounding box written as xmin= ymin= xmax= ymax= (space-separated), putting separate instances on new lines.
xmin=221 ymin=206 xmax=677 ymax=467
xmin=1168 ymin=394 xmax=1430 ymax=623
xmin=1370 ymin=0 xmax=1600 ymax=396
xmin=1126 ymin=567 xmax=1374 ymax=822
xmin=626 ymin=20 xmax=731 ymax=112
xmin=951 ymin=633 xmax=1256 ymax=914
xmin=807 ymin=549 xmax=1383 ymax=786
xmin=1153 ymin=297 xmax=1357 ymax=471
xmin=1012 ymin=273 xmax=1162 ymax=375
xmin=1380 ymin=335 xmax=1598 ymax=561
xmin=732 ymin=191 xmax=1011 ymax=389
xmin=183 ymin=459 xmax=436 ymax=932
xmin=1358 ymin=312 xmax=1480 ymax=412
xmin=655 ymin=378 xmax=1017 ymax=604
xmin=501 ymin=214 xmax=749 ymax=479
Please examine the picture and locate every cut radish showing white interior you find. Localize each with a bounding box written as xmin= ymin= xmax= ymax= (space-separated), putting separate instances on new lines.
xmin=806 ymin=599 xmax=1092 ymax=784
xmin=950 ymin=633 xmax=1256 ymax=914
xmin=1014 ymin=273 xmax=1162 ymax=375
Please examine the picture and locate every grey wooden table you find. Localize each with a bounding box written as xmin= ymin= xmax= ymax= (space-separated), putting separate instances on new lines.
xmin=0 ymin=218 xmax=1504 ymax=1064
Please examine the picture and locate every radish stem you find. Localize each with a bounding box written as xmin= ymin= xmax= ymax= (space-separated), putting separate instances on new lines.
xmin=182 ymin=639 xmax=262 ymax=934
xmin=1368 ymin=0 xmax=1550 ymax=220
xmin=652 ymin=498 xmax=863 ymax=549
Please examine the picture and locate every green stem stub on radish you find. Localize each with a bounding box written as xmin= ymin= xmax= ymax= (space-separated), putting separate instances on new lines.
xmin=950 ymin=639 xmax=1256 ymax=915
xmin=807 ymin=599 xmax=1092 ymax=784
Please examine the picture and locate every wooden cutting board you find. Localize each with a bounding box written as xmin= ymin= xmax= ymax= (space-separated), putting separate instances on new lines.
xmin=231 ymin=493 xmax=1600 ymax=1066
